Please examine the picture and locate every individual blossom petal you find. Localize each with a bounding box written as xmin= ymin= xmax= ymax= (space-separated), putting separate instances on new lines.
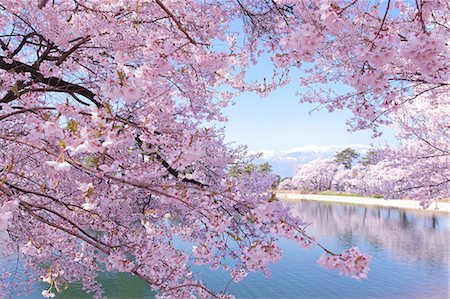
xmin=81 ymin=202 xmax=97 ymax=211
xmin=72 ymin=140 xmax=102 ymax=154
xmin=46 ymin=161 xmax=71 ymax=171
xmin=41 ymin=289 xmax=56 ymax=298
xmin=55 ymin=161 xmax=72 ymax=171
xmin=102 ymin=131 xmax=119 ymax=148
xmin=77 ymin=182 xmax=94 ymax=193
xmin=40 ymin=275 xmax=52 ymax=284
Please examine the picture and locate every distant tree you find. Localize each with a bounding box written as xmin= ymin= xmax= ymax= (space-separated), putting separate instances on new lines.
xmin=335 ymin=148 xmax=360 ymax=169
xmin=360 ymin=149 xmax=378 ymax=166
xmin=289 ymin=159 xmax=342 ymax=192
xmin=229 ymin=163 xmax=256 ymax=177
xmin=258 ymin=162 xmax=272 ymax=173
xmin=277 ymin=177 xmax=294 ymax=190
xmin=229 ymin=162 xmax=273 ymax=177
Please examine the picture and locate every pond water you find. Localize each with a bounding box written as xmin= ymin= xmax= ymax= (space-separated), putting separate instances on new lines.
xmin=2 ymin=200 xmax=449 ymax=298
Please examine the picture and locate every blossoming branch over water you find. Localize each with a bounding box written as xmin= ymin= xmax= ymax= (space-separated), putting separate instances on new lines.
xmin=0 ymin=0 xmax=448 ymax=298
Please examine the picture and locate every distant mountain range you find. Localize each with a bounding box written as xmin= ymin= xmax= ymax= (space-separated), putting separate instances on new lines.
xmin=250 ymin=144 xmax=371 ymax=178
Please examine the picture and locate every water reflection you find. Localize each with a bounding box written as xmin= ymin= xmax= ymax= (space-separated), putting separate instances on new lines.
xmin=287 ymin=200 xmax=450 ymax=268
xmin=1 ymin=201 xmax=449 ymax=298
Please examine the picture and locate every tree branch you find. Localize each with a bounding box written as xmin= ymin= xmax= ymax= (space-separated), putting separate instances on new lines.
xmin=154 ymin=0 xmax=198 ymax=45
xmin=0 ymin=57 xmax=101 ymax=106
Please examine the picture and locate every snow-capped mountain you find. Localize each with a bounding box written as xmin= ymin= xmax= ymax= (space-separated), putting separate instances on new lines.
xmin=251 ymin=144 xmax=371 ymax=178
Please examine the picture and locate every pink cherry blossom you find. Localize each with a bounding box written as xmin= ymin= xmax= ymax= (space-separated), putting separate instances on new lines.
xmin=0 ymin=209 xmax=12 ymax=232
xmin=0 ymin=200 xmax=19 ymax=231
xmin=41 ymin=289 xmax=56 ymax=298
xmin=318 ymin=247 xmax=371 ymax=280
xmin=0 ymin=0 xmax=447 ymax=297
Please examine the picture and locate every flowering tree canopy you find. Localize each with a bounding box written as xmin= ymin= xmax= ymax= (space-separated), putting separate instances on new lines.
xmin=279 ymin=159 xmax=343 ymax=192
xmin=0 ymin=0 xmax=447 ymax=298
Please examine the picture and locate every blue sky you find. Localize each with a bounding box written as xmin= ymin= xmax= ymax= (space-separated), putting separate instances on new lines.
xmin=221 ymin=65 xmax=397 ymax=152
xmin=214 ymin=18 xmax=398 ymax=153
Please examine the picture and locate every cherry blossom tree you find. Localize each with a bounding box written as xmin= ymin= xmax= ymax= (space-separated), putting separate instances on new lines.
xmin=336 ymin=162 xmax=400 ymax=197
xmin=342 ymin=94 xmax=449 ymax=206
xmin=263 ymin=0 xmax=449 ymax=202
xmin=0 ymin=0 xmax=447 ymax=298
xmin=279 ymin=159 xmax=343 ymax=192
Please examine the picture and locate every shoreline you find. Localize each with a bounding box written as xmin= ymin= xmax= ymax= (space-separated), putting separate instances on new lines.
xmin=275 ymin=190 xmax=450 ymax=213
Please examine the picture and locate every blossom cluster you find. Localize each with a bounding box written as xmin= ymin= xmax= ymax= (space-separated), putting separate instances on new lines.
xmin=318 ymin=247 xmax=371 ymax=280
xmin=0 ymin=0 xmax=447 ymax=297
xmin=0 ymin=199 xmax=18 ymax=232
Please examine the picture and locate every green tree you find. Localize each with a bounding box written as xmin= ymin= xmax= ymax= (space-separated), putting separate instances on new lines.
xmin=229 ymin=162 xmax=273 ymax=177
xmin=335 ymin=148 xmax=360 ymax=169
xmin=258 ymin=162 xmax=272 ymax=173
xmin=360 ymin=149 xmax=377 ymax=166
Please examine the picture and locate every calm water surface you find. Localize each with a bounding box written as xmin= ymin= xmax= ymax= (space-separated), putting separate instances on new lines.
xmin=2 ymin=200 xmax=449 ymax=298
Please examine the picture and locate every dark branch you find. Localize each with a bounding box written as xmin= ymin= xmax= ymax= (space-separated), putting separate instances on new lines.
xmin=0 ymin=57 xmax=101 ymax=106
xmin=154 ymin=0 xmax=199 ymax=45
